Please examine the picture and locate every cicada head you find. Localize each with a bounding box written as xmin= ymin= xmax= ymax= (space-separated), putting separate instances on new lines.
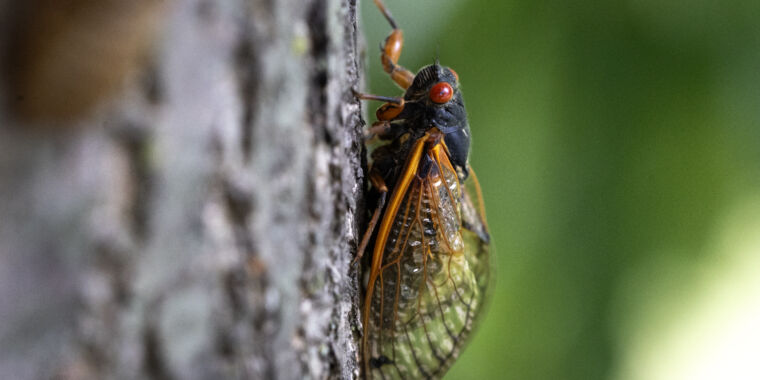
xmin=402 ymin=63 xmax=472 ymax=180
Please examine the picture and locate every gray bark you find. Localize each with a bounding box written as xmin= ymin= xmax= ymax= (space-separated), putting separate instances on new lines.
xmin=0 ymin=0 xmax=364 ymax=379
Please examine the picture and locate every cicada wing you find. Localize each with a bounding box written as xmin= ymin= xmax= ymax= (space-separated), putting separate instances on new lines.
xmin=461 ymin=166 xmax=490 ymax=244
xmin=365 ymin=143 xmax=487 ymax=380
xmin=460 ymin=167 xmax=491 ymax=302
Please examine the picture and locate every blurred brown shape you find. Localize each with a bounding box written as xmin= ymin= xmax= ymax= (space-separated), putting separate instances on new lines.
xmin=6 ymin=0 xmax=167 ymax=124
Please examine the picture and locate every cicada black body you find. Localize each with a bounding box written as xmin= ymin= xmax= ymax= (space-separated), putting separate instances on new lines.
xmin=356 ymin=1 xmax=491 ymax=379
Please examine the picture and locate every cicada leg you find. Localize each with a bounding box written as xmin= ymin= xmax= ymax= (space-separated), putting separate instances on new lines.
xmin=373 ymin=0 xmax=415 ymax=89
xmin=353 ymin=91 xmax=406 ymax=140
xmin=353 ymin=170 xmax=388 ymax=265
xmin=374 ymin=100 xmax=404 ymax=121
xmin=353 ymin=91 xmax=404 ymax=106
xmin=364 ymin=121 xmax=389 ymax=143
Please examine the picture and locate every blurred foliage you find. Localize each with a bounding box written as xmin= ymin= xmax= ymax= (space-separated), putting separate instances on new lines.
xmin=361 ymin=0 xmax=760 ymax=379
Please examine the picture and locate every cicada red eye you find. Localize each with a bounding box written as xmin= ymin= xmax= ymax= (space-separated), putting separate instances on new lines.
xmin=429 ymin=82 xmax=453 ymax=104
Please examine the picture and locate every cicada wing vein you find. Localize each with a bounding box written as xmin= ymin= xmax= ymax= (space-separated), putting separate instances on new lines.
xmin=363 ymin=138 xmax=490 ymax=380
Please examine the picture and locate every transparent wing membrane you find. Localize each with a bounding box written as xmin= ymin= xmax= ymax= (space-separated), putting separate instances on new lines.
xmin=365 ymin=142 xmax=490 ymax=379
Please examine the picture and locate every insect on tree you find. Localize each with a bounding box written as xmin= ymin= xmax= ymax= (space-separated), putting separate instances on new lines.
xmin=354 ymin=1 xmax=491 ymax=378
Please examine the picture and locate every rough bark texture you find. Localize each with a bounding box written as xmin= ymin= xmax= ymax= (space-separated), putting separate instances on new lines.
xmin=0 ymin=0 xmax=364 ymax=379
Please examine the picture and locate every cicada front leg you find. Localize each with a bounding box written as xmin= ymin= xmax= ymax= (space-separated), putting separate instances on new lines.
xmin=353 ymin=91 xmax=406 ymax=141
xmin=373 ymin=0 xmax=415 ymax=89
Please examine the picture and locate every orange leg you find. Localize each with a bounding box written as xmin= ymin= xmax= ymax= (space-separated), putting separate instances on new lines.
xmin=374 ymin=0 xmax=415 ymax=89
xmin=354 ymin=91 xmax=406 ymax=138
xmin=353 ymin=171 xmax=388 ymax=265
xmin=354 ymin=91 xmax=403 ymax=105
xmin=353 ymin=91 xmax=405 ymax=121
xmin=374 ymin=101 xmax=404 ymax=121
xmin=364 ymin=121 xmax=390 ymax=143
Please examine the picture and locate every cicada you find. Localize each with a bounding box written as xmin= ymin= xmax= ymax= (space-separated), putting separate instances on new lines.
xmin=355 ymin=1 xmax=491 ymax=379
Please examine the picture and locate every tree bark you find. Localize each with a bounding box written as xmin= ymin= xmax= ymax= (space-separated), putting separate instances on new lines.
xmin=0 ymin=0 xmax=364 ymax=378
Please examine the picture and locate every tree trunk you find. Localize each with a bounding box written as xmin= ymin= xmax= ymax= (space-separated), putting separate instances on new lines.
xmin=0 ymin=0 xmax=364 ymax=378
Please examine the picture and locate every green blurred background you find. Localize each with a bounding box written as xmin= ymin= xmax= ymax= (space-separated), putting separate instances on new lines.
xmin=361 ymin=1 xmax=760 ymax=379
